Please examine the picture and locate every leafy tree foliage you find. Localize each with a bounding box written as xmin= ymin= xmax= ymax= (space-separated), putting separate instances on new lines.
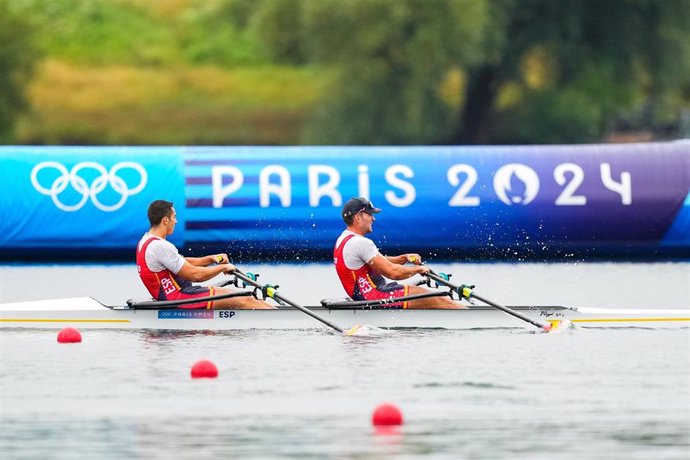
xmin=237 ymin=0 xmax=690 ymax=144
xmin=243 ymin=0 xmax=487 ymax=144
xmin=5 ymin=0 xmax=689 ymax=144
xmin=460 ymin=0 xmax=690 ymax=144
xmin=0 ymin=1 xmax=39 ymax=142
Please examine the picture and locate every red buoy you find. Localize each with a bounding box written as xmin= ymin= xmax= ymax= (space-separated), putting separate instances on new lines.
xmin=372 ymin=403 xmax=403 ymax=426
xmin=57 ymin=327 xmax=82 ymax=343
xmin=191 ymin=360 xmax=218 ymax=378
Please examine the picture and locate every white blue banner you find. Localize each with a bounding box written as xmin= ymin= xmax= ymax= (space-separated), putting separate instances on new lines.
xmin=0 ymin=146 xmax=185 ymax=250
xmin=0 ymin=143 xmax=688 ymax=259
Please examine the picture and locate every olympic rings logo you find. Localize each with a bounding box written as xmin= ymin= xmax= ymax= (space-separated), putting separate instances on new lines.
xmin=30 ymin=161 xmax=148 ymax=212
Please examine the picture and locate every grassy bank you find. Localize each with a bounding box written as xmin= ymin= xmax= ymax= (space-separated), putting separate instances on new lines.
xmin=10 ymin=0 xmax=326 ymax=145
xmin=17 ymin=60 xmax=324 ymax=145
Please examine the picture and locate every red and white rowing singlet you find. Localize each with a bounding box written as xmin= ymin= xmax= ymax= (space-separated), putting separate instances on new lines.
xmin=333 ymin=231 xmax=409 ymax=308
xmin=136 ymin=234 xmax=215 ymax=309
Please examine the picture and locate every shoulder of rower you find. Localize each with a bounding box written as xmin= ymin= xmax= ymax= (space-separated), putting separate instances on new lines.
xmin=147 ymin=238 xmax=178 ymax=256
xmin=347 ymin=234 xmax=376 ymax=250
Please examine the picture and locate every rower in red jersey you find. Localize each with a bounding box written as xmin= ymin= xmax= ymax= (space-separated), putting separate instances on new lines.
xmin=333 ymin=197 xmax=463 ymax=309
xmin=136 ymin=200 xmax=273 ymax=309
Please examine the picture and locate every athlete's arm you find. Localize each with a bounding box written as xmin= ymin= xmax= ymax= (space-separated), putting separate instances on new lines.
xmin=368 ymin=254 xmax=429 ymax=280
xmin=385 ymin=253 xmax=423 ymax=265
xmin=177 ymin=261 xmax=236 ymax=282
xmin=186 ymin=253 xmax=229 ymax=267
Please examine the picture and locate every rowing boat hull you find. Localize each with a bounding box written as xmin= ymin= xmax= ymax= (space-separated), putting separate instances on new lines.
xmin=1 ymin=297 xmax=689 ymax=330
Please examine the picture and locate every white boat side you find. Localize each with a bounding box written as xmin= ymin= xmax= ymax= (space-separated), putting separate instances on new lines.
xmin=1 ymin=297 xmax=689 ymax=330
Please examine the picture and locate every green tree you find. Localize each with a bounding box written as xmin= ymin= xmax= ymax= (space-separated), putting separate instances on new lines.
xmin=243 ymin=0 xmax=488 ymax=144
xmin=0 ymin=1 xmax=39 ymax=142
xmin=458 ymin=0 xmax=690 ymax=144
xmin=240 ymin=0 xmax=690 ymax=144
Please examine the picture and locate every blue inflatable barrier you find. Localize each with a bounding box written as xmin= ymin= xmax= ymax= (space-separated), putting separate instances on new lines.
xmin=0 ymin=146 xmax=185 ymax=253
xmin=0 ymin=143 xmax=688 ymax=261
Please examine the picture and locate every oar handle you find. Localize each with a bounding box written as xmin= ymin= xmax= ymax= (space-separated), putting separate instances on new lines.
xmin=426 ymin=270 xmax=551 ymax=331
xmin=232 ymin=270 xmax=344 ymax=333
xmin=426 ymin=271 xmax=473 ymax=300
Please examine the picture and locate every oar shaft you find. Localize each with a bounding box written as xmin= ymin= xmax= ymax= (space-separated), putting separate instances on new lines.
xmin=469 ymin=292 xmax=548 ymax=330
xmin=233 ymin=271 xmax=344 ymax=333
xmin=426 ymin=271 xmax=549 ymax=330
xmin=274 ymin=292 xmax=344 ymax=333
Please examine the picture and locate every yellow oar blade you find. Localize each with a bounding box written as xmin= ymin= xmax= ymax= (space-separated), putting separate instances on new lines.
xmin=545 ymin=319 xmax=575 ymax=333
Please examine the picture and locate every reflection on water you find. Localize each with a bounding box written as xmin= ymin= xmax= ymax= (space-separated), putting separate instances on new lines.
xmin=1 ymin=327 xmax=688 ymax=459
xmin=1 ymin=262 xmax=689 ymax=458
xmin=2 ymin=410 xmax=689 ymax=459
xmin=0 ymin=417 xmax=411 ymax=458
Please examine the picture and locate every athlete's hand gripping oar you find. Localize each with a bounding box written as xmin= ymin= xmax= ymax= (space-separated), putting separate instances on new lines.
xmin=232 ymin=269 xmax=385 ymax=336
xmin=425 ymin=270 xmax=555 ymax=332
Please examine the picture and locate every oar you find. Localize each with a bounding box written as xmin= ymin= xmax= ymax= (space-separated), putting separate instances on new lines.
xmin=232 ymin=269 xmax=346 ymax=334
xmin=425 ymin=270 xmax=554 ymax=332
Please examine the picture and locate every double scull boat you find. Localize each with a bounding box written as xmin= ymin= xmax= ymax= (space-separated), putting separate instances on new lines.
xmin=1 ymin=297 xmax=688 ymax=331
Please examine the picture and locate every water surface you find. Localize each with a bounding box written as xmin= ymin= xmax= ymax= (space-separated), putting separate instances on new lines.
xmin=1 ymin=262 xmax=689 ymax=459
xmin=1 ymin=327 xmax=688 ymax=459
xmin=1 ymin=262 xmax=689 ymax=308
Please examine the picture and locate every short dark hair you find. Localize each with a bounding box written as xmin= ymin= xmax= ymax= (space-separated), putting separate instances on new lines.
xmin=148 ymin=200 xmax=174 ymax=227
